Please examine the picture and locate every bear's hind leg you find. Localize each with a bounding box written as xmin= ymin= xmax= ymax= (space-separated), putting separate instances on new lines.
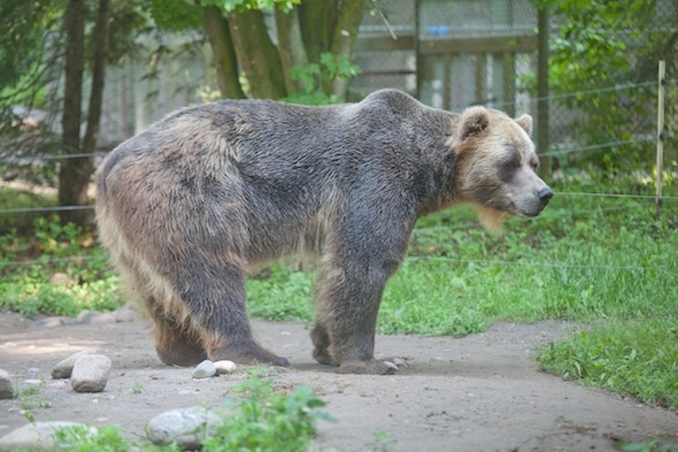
xmin=178 ymin=254 xmax=289 ymax=367
xmin=141 ymin=296 xmax=207 ymax=366
xmin=154 ymin=316 xmax=207 ymax=366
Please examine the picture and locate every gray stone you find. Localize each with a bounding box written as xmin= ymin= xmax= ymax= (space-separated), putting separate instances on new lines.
xmin=33 ymin=316 xmax=77 ymax=329
xmin=76 ymin=309 xmax=95 ymax=324
xmin=77 ymin=310 xmax=116 ymax=324
xmin=77 ymin=304 xmax=137 ymax=325
xmin=113 ymin=303 xmax=137 ymax=323
xmin=0 ymin=422 xmax=96 ymax=452
xmin=192 ymin=360 xmax=217 ymax=379
xmin=213 ymin=360 xmax=237 ymax=375
xmin=146 ymin=406 xmax=221 ymax=448
xmin=0 ymin=369 xmax=14 ymax=400
xmin=52 ymin=349 xmax=98 ymax=379
xmin=70 ymin=354 xmax=112 ymax=393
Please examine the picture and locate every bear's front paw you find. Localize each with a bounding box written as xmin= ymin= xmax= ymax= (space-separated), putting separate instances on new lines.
xmin=339 ymin=358 xmax=409 ymax=375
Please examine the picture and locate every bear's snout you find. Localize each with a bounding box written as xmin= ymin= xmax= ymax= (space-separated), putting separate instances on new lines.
xmin=538 ymin=187 xmax=553 ymax=205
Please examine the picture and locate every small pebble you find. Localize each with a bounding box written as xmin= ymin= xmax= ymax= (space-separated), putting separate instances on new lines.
xmin=192 ymin=360 xmax=217 ymax=379
xmin=213 ymin=360 xmax=237 ymax=375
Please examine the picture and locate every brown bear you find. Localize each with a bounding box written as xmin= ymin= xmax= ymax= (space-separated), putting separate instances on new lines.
xmin=95 ymin=89 xmax=552 ymax=375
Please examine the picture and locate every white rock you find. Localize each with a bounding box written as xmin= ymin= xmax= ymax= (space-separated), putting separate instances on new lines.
xmin=0 ymin=422 xmax=96 ymax=452
xmin=0 ymin=369 xmax=14 ymax=400
xmin=192 ymin=360 xmax=217 ymax=379
xmin=52 ymin=349 xmax=98 ymax=379
xmin=146 ymin=406 xmax=221 ymax=448
xmin=70 ymin=354 xmax=112 ymax=392
xmin=213 ymin=360 xmax=237 ymax=375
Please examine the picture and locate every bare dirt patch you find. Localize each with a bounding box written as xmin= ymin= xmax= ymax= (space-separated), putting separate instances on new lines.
xmin=1 ymin=312 xmax=676 ymax=451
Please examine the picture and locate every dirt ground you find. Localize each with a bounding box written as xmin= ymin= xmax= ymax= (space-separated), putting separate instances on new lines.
xmin=1 ymin=311 xmax=677 ymax=451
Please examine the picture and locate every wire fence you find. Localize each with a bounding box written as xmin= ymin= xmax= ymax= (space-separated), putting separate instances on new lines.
xmin=1 ymin=72 xmax=676 ymax=276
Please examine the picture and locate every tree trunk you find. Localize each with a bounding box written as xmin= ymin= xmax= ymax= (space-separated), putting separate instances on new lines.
xmin=329 ymin=0 xmax=366 ymax=98
xmin=227 ymin=8 xmax=286 ymax=99
xmin=202 ymin=5 xmax=246 ymax=99
xmin=58 ymin=0 xmax=86 ymax=225
xmin=275 ymin=7 xmax=308 ymax=94
xmin=297 ymin=0 xmax=336 ymax=65
xmin=74 ymin=0 xmax=110 ymax=217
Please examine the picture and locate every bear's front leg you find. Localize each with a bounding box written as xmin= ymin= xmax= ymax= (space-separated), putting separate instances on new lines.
xmin=313 ymin=243 xmax=408 ymax=375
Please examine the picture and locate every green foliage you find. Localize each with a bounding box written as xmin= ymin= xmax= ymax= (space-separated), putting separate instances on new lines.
xmin=617 ymin=439 xmax=678 ymax=452
xmin=54 ymin=425 xmax=130 ymax=452
xmin=531 ymin=0 xmax=675 ymax=172
xmin=131 ymin=381 xmax=144 ymax=394
xmin=0 ymin=214 xmax=125 ymax=318
xmin=371 ymin=430 xmax=397 ymax=452
xmin=246 ymin=265 xmax=314 ymax=322
xmin=148 ymin=0 xmax=202 ymax=31
xmin=0 ymin=188 xmax=57 ymax=235
xmin=17 ymin=378 xmax=51 ymax=412
xmin=0 ymin=0 xmax=59 ymax=102
xmin=283 ymin=52 xmax=362 ymax=105
xmin=203 ymin=369 xmax=332 ymax=451
xmin=201 ymin=0 xmax=300 ymax=13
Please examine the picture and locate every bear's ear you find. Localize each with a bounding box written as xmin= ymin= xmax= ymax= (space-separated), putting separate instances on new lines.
xmin=460 ymin=107 xmax=489 ymax=141
xmin=515 ymin=114 xmax=533 ymax=136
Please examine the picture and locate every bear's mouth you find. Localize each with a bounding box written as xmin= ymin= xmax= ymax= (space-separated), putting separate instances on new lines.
xmin=516 ymin=205 xmax=546 ymax=218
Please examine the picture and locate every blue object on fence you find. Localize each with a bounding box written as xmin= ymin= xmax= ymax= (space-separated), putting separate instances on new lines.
xmin=427 ymin=25 xmax=450 ymax=37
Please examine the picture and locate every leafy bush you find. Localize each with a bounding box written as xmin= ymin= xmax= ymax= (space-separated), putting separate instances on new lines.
xmin=282 ymin=52 xmax=361 ymax=106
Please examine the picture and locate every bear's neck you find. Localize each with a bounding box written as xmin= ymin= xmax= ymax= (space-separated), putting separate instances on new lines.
xmin=413 ymin=114 xmax=463 ymax=217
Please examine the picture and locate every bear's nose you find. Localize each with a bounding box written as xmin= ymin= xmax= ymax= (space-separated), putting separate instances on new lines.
xmin=538 ymin=187 xmax=553 ymax=204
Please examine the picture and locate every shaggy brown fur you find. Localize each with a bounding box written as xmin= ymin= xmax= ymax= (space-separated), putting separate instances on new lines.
xmin=95 ymin=89 xmax=552 ymax=375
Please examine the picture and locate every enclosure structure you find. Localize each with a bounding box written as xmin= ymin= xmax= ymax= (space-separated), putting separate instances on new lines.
xmin=353 ymin=0 xmax=537 ymax=118
xmin=87 ymin=0 xmax=676 ymax=170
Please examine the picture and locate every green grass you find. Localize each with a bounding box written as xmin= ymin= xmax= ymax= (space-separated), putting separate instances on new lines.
xmin=538 ymin=321 xmax=678 ymax=409
xmin=0 ymin=174 xmax=676 ymax=413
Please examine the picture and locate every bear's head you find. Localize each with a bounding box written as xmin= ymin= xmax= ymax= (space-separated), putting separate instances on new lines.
xmin=450 ymin=106 xmax=553 ymax=231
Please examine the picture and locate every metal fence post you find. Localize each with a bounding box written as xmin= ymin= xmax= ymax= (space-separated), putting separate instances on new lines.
xmin=656 ymin=60 xmax=665 ymax=218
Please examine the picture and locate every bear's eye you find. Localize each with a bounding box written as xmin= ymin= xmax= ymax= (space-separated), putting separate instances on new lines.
xmin=529 ymin=157 xmax=539 ymax=170
xmin=503 ymin=155 xmax=521 ymax=170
